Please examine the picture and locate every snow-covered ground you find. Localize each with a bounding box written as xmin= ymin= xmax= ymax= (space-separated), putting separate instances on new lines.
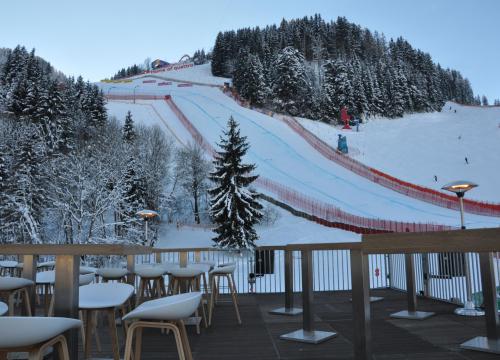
xmin=100 ymin=64 xmax=500 ymax=244
xmin=156 ymin=205 xmax=361 ymax=249
xmin=297 ymin=103 xmax=500 ymax=202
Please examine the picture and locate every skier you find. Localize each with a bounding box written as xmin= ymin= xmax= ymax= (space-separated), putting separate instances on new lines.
xmin=458 ymin=135 xmax=461 ymax=140
xmin=465 ymin=157 xmax=469 ymax=164
xmin=434 ymin=175 xmax=438 ymax=182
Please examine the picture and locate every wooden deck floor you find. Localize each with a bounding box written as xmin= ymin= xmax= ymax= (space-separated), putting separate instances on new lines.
xmin=77 ymin=289 xmax=498 ymax=360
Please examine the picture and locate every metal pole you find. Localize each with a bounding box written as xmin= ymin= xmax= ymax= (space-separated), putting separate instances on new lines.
xmin=390 ymin=253 xmax=434 ymax=320
xmin=280 ymin=249 xmax=336 ymax=344
xmin=350 ymin=249 xmax=372 ymax=360
xmin=145 ymin=220 xmax=148 ymax=246
xmin=54 ymin=255 xmax=79 ymax=359
xmin=460 ymin=252 xmax=500 ymax=353
xmin=459 ymin=196 xmax=465 ymax=229
xmin=269 ymin=249 xmax=302 ymax=315
xmin=302 ymin=249 xmax=313 ymax=332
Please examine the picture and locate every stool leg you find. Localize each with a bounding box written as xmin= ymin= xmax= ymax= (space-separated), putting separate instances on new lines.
xmin=177 ymin=320 xmax=192 ymax=360
xmin=108 ymin=308 xmax=120 ymax=360
xmin=134 ymin=327 xmax=143 ymax=360
xmin=208 ymin=275 xmax=216 ymax=326
xmin=23 ymin=288 xmax=32 ymax=316
xmin=136 ymin=279 xmax=144 ymax=306
xmin=54 ymin=334 xmax=71 ymax=360
xmin=8 ymin=292 xmax=15 ymax=316
xmin=124 ymin=321 xmax=137 ymax=360
xmin=228 ymin=274 xmax=241 ymax=325
xmin=84 ymin=310 xmax=94 ymax=359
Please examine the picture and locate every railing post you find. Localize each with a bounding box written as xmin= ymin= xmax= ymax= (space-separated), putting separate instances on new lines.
xmin=421 ymin=253 xmax=431 ymax=297
xmin=180 ymin=252 xmax=188 ymax=268
xmin=270 ymin=249 xmax=302 ymax=315
xmin=155 ymin=251 xmax=162 ymax=264
xmin=280 ymin=249 xmax=336 ymax=344
xmin=390 ymin=253 xmax=434 ymax=320
xmin=54 ymin=255 xmax=79 ymax=359
xmin=461 ymin=252 xmax=500 ymax=353
xmin=21 ymin=254 xmax=37 ymax=316
xmin=351 ymin=249 xmax=372 ymax=360
xmin=126 ymin=254 xmax=135 ymax=286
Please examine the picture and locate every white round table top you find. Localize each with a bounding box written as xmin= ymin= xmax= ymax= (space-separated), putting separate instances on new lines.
xmin=0 ymin=301 xmax=8 ymax=316
xmin=123 ymin=292 xmax=201 ymax=321
xmin=0 ymin=276 xmax=34 ymax=291
xmin=0 ymin=261 xmax=18 ymax=268
xmin=79 ymin=283 xmax=134 ymax=309
xmin=0 ymin=317 xmax=81 ymax=348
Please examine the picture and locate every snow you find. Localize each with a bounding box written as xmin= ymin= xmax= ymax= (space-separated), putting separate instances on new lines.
xmin=296 ymin=102 xmax=500 ymax=202
xmin=99 ymin=65 xmax=500 ymax=239
xmin=156 ymin=205 xmax=361 ymax=249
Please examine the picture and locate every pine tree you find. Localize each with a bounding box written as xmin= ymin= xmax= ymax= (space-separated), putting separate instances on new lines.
xmin=209 ymin=116 xmax=262 ymax=250
xmin=120 ymin=158 xmax=146 ymax=236
xmin=211 ymin=32 xmax=226 ymax=76
xmin=123 ymin=111 xmax=136 ymax=143
xmin=271 ymin=46 xmax=310 ymax=115
xmin=322 ymin=59 xmax=352 ymax=122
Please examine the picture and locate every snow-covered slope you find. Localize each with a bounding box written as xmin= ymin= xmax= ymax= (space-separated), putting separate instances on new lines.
xmin=99 ymin=65 xmax=500 ymax=231
xmin=297 ymin=104 xmax=500 ymax=202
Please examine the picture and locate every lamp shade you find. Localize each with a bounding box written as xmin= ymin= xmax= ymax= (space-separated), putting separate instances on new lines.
xmin=441 ymin=180 xmax=478 ymax=194
xmin=136 ymin=209 xmax=159 ymax=220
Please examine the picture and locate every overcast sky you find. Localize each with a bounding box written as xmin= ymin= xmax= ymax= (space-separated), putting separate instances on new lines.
xmin=1 ymin=0 xmax=499 ymax=101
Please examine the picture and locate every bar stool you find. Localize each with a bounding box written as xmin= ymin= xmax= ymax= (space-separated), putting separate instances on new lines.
xmin=168 ymin=266 xmax=209 ymax=332
xmin=80 ymin=283 xmax=134 ymax=360
xmin=0 ymin=276 xmax=33 ymax=316
xmin=36 ymin=271 xmax=56 ymax=315
xmin=97 ymin=268 xmax=129 ymax=283
xmin=0 ymin=316 xmax=81 ymax=360
xmin=135 ymin=265 xmax=167 ymax=305
xmin=0 ymin=301 xmax=8 ymax=316
xmin=123 ymin=292 xmax=202 ymax=360
xmin=208 ymin=264 xmax=241 ymax=325
xmin=0 ymin=261 xmax=18 ymax=277
xmin=37 ymin=261 xmax=55 ymax=272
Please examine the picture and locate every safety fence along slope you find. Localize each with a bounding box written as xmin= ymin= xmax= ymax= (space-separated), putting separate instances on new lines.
xmin=222 ymin=90 xmax=500 ymax=218
xmin=106 ymin=94 xmax=453 ymax=234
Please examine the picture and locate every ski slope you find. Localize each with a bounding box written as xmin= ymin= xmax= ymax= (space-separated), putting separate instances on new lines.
xmin=297 ymin=103 xmax=500 ymax=202
xmin=98 ymin=67 xmax=500 ymax=230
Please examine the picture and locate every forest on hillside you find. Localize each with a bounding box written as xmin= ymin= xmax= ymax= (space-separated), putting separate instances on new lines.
xmin=211 ymin=15 xmax=477 ymax=121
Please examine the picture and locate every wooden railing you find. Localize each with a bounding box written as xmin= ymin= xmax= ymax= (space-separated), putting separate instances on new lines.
xmin=1 ymin=227 xmax=499 ymax=359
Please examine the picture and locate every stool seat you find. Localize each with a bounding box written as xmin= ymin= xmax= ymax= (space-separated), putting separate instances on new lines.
xmin=135 ymin=266 xmax=167 ymax=278
xmin=124 ymin=292 xmax=201 ymax=321
xmin=79 ymin=273 xmax=95 ymax=286
xmin=210 ymin=264 xmax=236 ymax=275
xmin=96 ymin=268 xmax=128 ymax=279
xmin=0 ymin=316 xmax=81 ymax=348
xmin=79 ymin=283 xmax=134 ymax=309
xmin=0 ymin=301 xmax=7 ymax=316
xmin=37 ymin=261 xmax=55 ymax=269
xmin=0 ymin=276 xmax=34 ymax=291
xmin=186 ymin=263 xmax=212 ymax=273
xmin=80 ymin=266 xmax=97 ymax=274
xmin=0 ymin=261 xmax=18 ymax=269
xmin=36 ymin=271 xmax=96 ymax=286
xmin=169 ymin=267 xmax=205 ymax=278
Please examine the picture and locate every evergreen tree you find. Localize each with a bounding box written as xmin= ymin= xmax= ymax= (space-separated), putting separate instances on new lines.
xmin=123 ymin=111 xmax=136 ymax=143
xmin=211 ymin=32 xmax=226 ymax=76
xmin=209 ymin=116 xmax=262 ymax=250
xmin=271 ymin=46 xmax=310 ymax=115
xmin=322 ymin=59 xmax=352 ymax=122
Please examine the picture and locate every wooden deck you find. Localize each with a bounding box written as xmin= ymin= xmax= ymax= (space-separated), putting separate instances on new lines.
xmin=64 ymin=289 xmax=498 ymax=360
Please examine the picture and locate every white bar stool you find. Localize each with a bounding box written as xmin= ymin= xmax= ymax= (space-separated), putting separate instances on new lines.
xmin=134 ymin=265 xmax=168 ymax=305
xmin=208 ymin=264 xmax=241 ymax=325
xmin=0 ymin=261 xmax=18 ymax=277
xmin=97 ymin=267 xmax=129 ymax=283
xmin=123 ymin=292 xmax=202 ymax=360
xmin=79 ymin=283 xmax=134 ymax=360
xmin=0 ymin=301 xmax=7 ymax=316
xmin=0 ymin=276 xmax=33 ymax=316
xmin=0 ymin=316 xmax=81 ymax=360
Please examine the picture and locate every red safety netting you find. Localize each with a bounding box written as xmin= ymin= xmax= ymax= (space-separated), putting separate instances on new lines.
xmin=222 ymin=90 xmax=500 ymax=217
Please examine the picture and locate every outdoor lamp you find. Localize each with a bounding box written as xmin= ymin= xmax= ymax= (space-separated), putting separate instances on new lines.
xmin=441 ymin=180 xmax=483 ymax=316
xmin=136 ymin=209 xmax=159 ymax=246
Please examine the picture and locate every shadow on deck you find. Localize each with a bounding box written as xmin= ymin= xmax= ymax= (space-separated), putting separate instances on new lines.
xmin=80 ymin=289 xmax=497 ymax=360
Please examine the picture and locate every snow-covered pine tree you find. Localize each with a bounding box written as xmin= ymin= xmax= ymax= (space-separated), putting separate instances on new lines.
xmin=209 ymin=116 xmax=262 ymax=250
xmin=271 ymin=46 xmax=310 ymax=115
xmin=239 ymin=54 xmax=267 ymax=106
xmin=123 ymin=111 xmax=136 ymax=143
xmin=322 ymin=59 xmax=352 ymax=123
xmin=211 ymin=32 xmax=226 ymax=77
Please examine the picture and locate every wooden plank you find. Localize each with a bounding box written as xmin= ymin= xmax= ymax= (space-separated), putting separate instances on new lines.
xmin=362 ymin=228 xmax=500 ymax=254
xmin=0 ymin=244 xmax=151 ymax=255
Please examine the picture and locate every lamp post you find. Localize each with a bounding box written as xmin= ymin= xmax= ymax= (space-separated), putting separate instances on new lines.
xmin=442 ymin=180 xmax=484 ymax=316
xmin=136 ymin=209 xmax=159 ymax=247
xmin=133 ymin=85 xmax=140 ymax=104
xmin=107 ymin=86 xmax=117 ymax=98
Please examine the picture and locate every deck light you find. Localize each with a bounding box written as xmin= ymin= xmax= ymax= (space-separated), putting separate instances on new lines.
xmin=441 ymin=181 xmax=483 ymax=316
